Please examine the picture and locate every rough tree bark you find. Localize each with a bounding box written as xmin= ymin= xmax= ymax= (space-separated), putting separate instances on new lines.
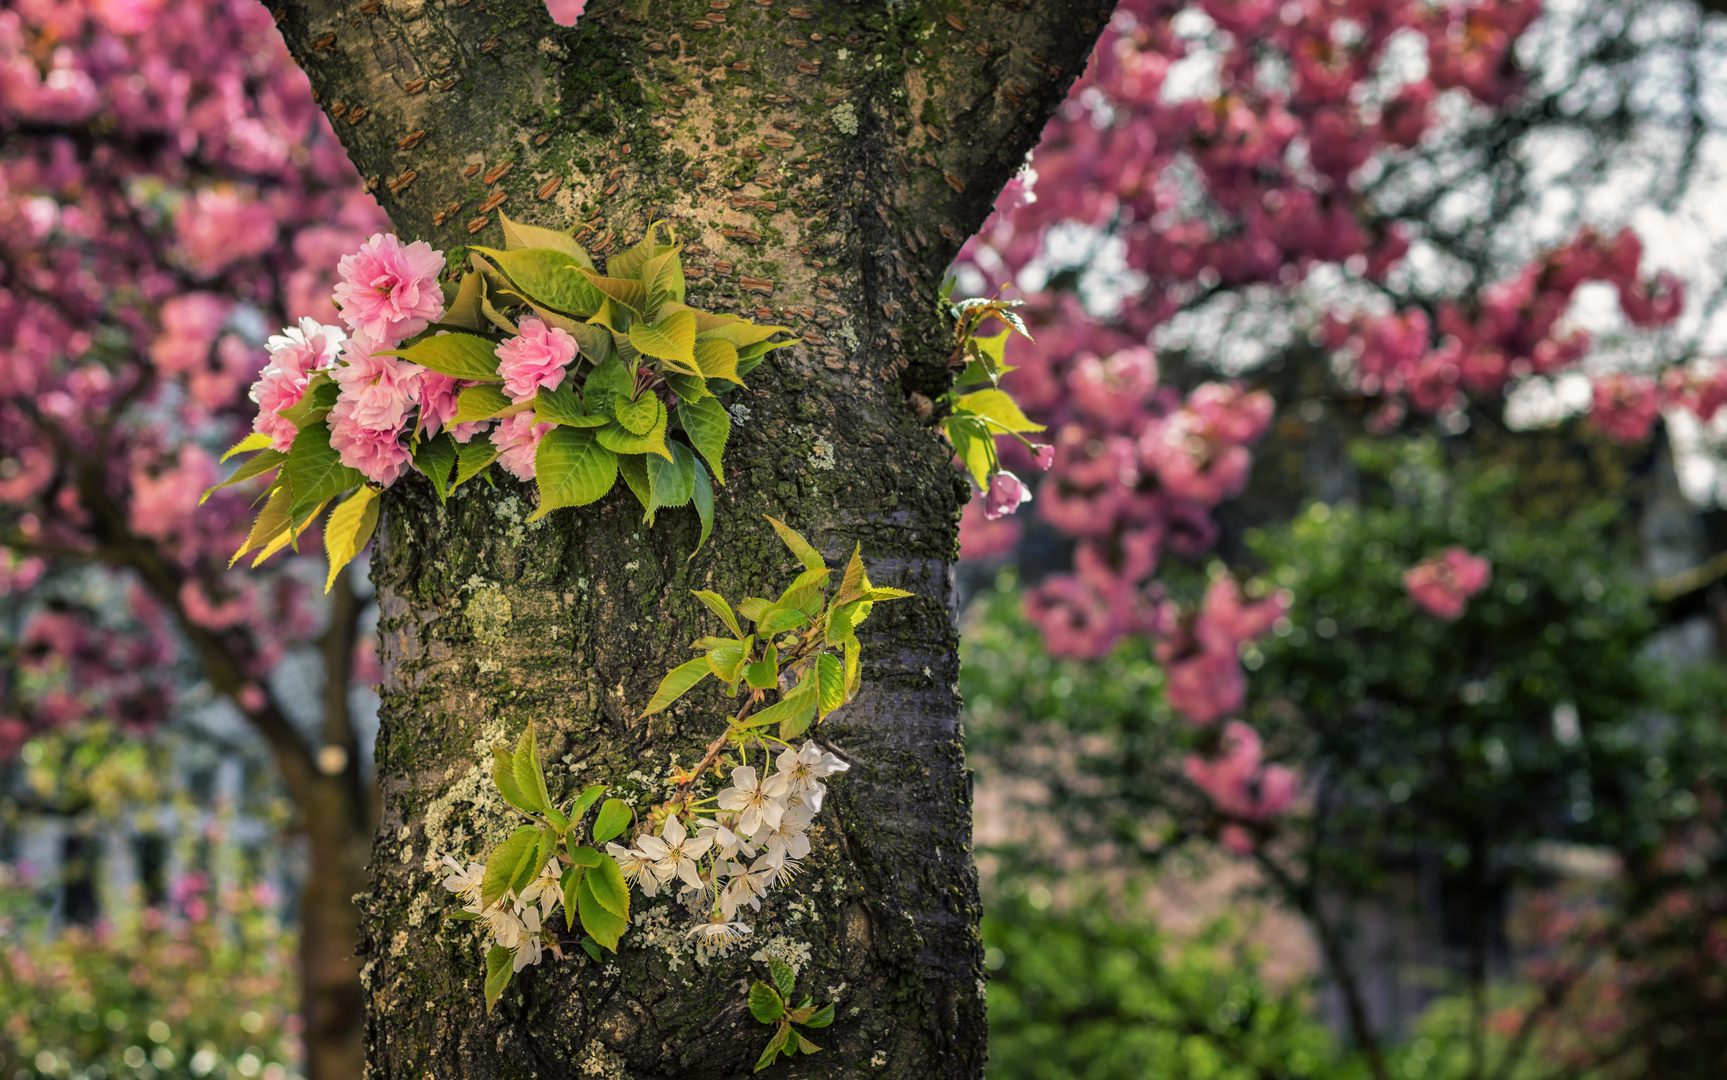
xmin=276 ymin=1 xmax=1108 ymax=1075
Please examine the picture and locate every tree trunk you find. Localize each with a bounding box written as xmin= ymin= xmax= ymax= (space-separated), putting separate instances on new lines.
xmin=277 ymin=1 xmax=1108 ymax=1074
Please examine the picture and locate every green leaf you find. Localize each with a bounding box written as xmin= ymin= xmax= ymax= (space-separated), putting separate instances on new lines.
xmin=560 ymin=866 xmax=583 ymax=930
xmin=531 ymin=426 xmax=619 ymax=522
xmin=512 ymin=726 xmax=552 ymax=815
xmin=746 ymin=670 xmax=817 ymax=736
xmin=691 ymin=459 xmax=715 ymax=556
xmin=481 ymin=825 xmax=540 ymax=911
xmin=596 ymin=418 xmax=672 ymax=463
xmin=605 ymin=222 xmax=666 ymax=279
xmin=498 ymin=211 xmax=594 ymax=266
xmin=692 ymin=590 xmax=743 ymax=637
xmin=803 ymin=1002 xmax=835 ymax=1029
xmin=387 ymin=332 xmax=503 ymax=382
xmin=955 ymin=387 xmax=1045 ymax=433
xmin=641 ymin=246 xmax=687 ymax=307
xmin=791 ymin=1031 xmax=821 ymax=1055
xmin=454 ymin=385 xmax=516 ymax=425
xmin=560 ymin=317 xmax=615 ymax=364
xmin=945 ymin=415 xmax=994 ymax=489
xmin=628 ymin=309 xmax=698 ymax=369
xmin=233 ymin=483 xmax=293 ymax=563
xmin=835 ymin=544 xmax=870 ymax=604
xmin=322 ymin=486 xmax=380 ymax=593
xmin=523 ymin=829 xmax=556 ymax=895
xmin=735 ymin=337 xmax=799 ymax=378
xmin=778 ymin=566 xmax=831 ymax=617
xmin=580 ymin=355 xmax=634 ymax=417
xmin=765 ymin=516 xmax=825 ymax=572
xmin=414 ymin=433 xmax=458 ymax=503
xmin=844 ymin=635 xmax=861 ymax=699
xmin=568 ymin=844 xmax=603 ymax=868
xmin=276 ymin=373 xmax=338 ymax=429
xmin=826 ymin=599 xmax=871 ymax=645
xmin=243 ymin=493 xmax=326 ymax=569
xmin=756 ymin=606 xmax=809 ymax=636
xmin=642 ymin=657 xmax=710 ymax=715
xmin=707 ymin=636 xmax=752 ymax=682
xmin=570 ymin=783 xmax=607 ymax=824
xmin=492 ymin=747 xmax=534 ymax=812
xmin=282 ymin=424 xmax=365 ymax=521
xmin=585 ymin=850 xmax=630 ymax=920
xmin=202 ymin=448 xmax=285 ymax=503
xmin=443 ymin=269 xmax=487 ymax=331
xmin=576 ymin=268 xmax=647 ymax=315
xmin=472 ymin=246 xmax=606 ymax=316
xmin=647 ymin=441 xmax=697 ymax=519
xmin=222 ymin=432 xmax=272 ymax=462
xmin=749 ymin=981 xmax=785 ymax=1024
xmin=868 ymin=586 xmax=914 ymax=601
xmin=453 ymin=439 xmax=500 ymax=491
xmin=484 ymin=945 xmax=514 ymax=1014
xmin=815 ymin=652 xmax=847 ymax=718
xmin=545 ymin=804 xmax=568 ymax=832
xmin=737 ymin=597 xmax=773 ymax=624
xmin=698 ymin=320 xmax=793 ymax=349
xmin=614 ymin=392 xmax=663 ymax=436
xmin=581 ymin=937 xmax=603 ymax=963
xmin=744 ymin=653 xmax=779 ymax=691
xmin=754 ymin=1025 xmax=789 ymax=1073
xmin=665 ymin=371 xmax=710 ymax=402
xmin=532 ymin=383 xmax=607 ymax=428
xmin=592 ymin=798 xmax=633 ymax=844
xmin=677 ymin=396 xmax=731 ymax=483
xmin=694 ymin=338 xmax=741 ymax=383
xmin=578 ymin=872 xmax=627 ymax=952
xmin=769 ymin=958 xmax=796 ymax=1000
xmin=617 ymin=453 xmax=651 ymax=513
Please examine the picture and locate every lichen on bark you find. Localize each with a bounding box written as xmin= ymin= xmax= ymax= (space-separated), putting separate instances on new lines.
xmin=276 ymin=0 xmax=1111 ymax=1075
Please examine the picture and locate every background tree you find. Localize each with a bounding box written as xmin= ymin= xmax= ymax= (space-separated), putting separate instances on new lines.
xmin=0 ymin=2 xmax=389 ymax=1076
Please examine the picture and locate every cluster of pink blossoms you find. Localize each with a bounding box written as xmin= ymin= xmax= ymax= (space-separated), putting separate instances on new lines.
xmin=1403 ymin=547 xmax=1492 ymax=621
xmin=0 ymin=0 xmax=390 ymax=750
xmin=1184 ymin=722 xmax=1298 ymax=854
xmin=950 ymin=0 xmax=1597 ymax=844
xmin=1327 ymin=227 xmax=1698 ymax=435
xmin=248 ymin=235 xmax=583 ymax=487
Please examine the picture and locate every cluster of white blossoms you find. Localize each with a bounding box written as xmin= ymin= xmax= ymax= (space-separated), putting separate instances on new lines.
xmin=440 ymin=852 xmax=564 ymax=973
xmin=610 ymin=741 xmax=849 ymax=943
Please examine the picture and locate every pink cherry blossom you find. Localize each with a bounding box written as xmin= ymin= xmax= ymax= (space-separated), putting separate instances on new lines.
xmin=327 ymin=399 xmax=412 ymax=486
xmin=495 ymin=317 xmax=579 ymax=403
xmin=545 ymin=0 xmax=587 ymax=26
xmin=129 ymin=446 xmax=218 ymax=540
xmin=332 ymin=333 xmax=423 ymax=432
xmin=491 ymin=410 xmax=554 ymax=481
xmin=332 ymin=233 xmax=446 ymax=343
xmin=1404 ymin=547 xmax=1492 ymax=620
xmin=1184 ymin=721 xmax=1299 ymax=834
xmin=174 ymin=186 xmax=279 ymax=277
xmin=982 ymin=470 xmax=1031 ymax=520
xmin=1589 ymin=374 xmax=1660 ymax=444
xmin=418 ymin=371 xmax=463 ymax=436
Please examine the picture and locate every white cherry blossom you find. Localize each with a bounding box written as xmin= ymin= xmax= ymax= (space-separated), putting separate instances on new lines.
xmin=636 ymin=813 xmax=712 ymax=892
xmin=717 ymin=765 xmax=790 ymax=835
xmin=696 ymin=816 xmax=757 ymax=861
xmin=607 ymin=842 xmax=662 ymax=896
xmin=440 ymin=855 xmax=485 ymax=907
xmin=685 ymin=917 xmax=753 ymax=943
xmin=753 ymin=803 xmax=814 ymax=867
xmin=515 ymin=859 xmax=563 ymax=926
